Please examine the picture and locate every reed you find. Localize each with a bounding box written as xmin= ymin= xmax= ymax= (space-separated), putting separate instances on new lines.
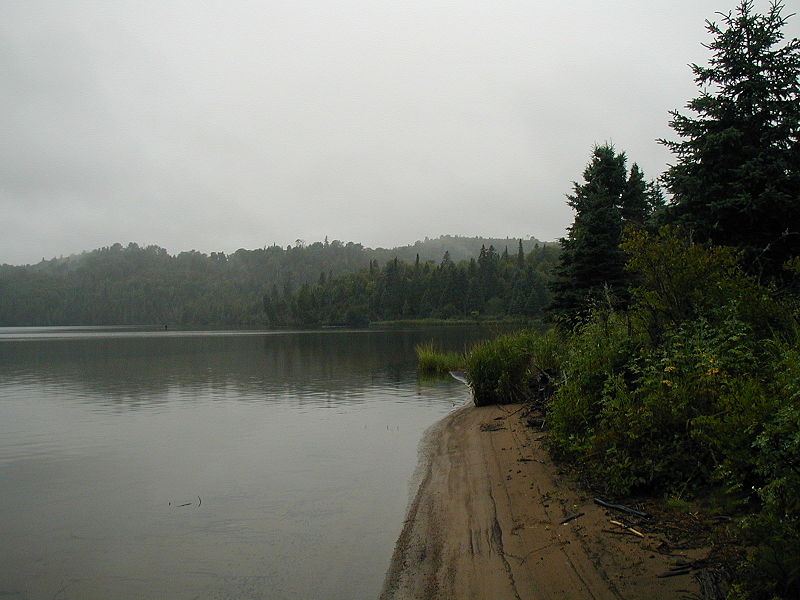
xmin=415 ymin=342 xmax=466 ymax=375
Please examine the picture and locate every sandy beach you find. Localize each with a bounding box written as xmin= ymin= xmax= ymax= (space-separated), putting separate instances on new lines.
xmin=380 ymin=403 xmax=709 ymax=600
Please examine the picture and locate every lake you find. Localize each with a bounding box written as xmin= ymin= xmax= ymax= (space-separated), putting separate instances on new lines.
xmin=0 ymin=326 xmax=496 ymax=600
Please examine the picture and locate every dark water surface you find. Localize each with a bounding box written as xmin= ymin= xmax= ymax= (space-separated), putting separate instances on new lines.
xmin=0 ymin=326 xmax=494 ymax=600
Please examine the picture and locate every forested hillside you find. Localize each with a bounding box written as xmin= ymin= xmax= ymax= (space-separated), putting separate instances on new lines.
xmin=0 ymin=235 xmax=549 ymax=326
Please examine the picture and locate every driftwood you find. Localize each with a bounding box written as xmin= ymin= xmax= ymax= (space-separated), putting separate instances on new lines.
xmin=593 ymin=498 xmax=650 ymax=519
xmin=696 ymin=568 xmax=727 ymax=600
xmin=170 ymin=495 xmax=202 ymax=508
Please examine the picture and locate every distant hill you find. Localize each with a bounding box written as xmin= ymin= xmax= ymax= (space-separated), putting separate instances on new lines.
xmin=369 ymin=235 xmax=548 ymax=264
xmin=0 ymin=235 xmax=553 ymax=326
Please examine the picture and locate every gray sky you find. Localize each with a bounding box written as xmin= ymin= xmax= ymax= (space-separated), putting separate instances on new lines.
xmin=2 ymin=1 xmax=797 ymax=265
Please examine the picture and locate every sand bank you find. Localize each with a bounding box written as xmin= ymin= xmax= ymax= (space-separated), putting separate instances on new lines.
xmin=380 ymin=404 xmax=706 ymax=599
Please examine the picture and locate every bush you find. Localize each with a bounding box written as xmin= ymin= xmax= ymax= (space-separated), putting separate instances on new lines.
xmin=547 ymin=309 xmax=639 ymax=462
xmin=542 ymin=228 xmax=799 ymax=597
xmin=734 ymin=349 xmax=800 ymax=600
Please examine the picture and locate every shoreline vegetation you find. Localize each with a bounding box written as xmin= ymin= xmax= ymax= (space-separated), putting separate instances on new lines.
xmin=406 ymin=0 xmax=800 ymax=600
xmin=412 ymin=229 xmax=799 ymax=598
xmin=399 ymin=5 xmax=800 ymax=598
xmin=414 ymin=342 xmax=466 ymax=375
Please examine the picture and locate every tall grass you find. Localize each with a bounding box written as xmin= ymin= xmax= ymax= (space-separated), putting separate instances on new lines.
xmin=414 ymin=342 xmax=466 ymax=375
xmin=465 ymin=329 xmax=543 ymax=406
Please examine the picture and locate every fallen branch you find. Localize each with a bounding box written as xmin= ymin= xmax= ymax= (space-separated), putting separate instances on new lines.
xmin=593 ymin=498 xmax=649 ymax=519
xmin=560 ymin=512 xmax=585 ymax=525
xmin=657 ymin=568 xmax=692 ymax=578
xmin=610 ymin=520 xmax=645 ymax=538
xmin=601 ymin=528 xmax=640 ymax=537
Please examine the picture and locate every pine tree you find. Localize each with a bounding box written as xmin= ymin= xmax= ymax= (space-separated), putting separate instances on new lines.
xmin=661 ymin=0 xmax=800 ymax=279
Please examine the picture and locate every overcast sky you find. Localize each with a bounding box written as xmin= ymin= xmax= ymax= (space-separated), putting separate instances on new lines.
xmin=2 ymin=1 xmax=797 ymax=265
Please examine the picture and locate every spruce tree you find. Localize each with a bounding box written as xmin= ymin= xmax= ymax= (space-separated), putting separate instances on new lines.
xmin=621 ymin=164 xmax=649 ymax=227
xmin=661 ymin=0 xmax=800 ymax=279
xmin=550 ymin=144 xmax=633 ymax=323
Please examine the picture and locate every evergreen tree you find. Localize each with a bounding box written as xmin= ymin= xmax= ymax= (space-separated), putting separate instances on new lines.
xmin=549 ymin=145 xmax=631 ymax=322
xmin=661 ymin=0 xmax=800 ymax=279
xmin=620 ymin=163 xmax=649 ymax=227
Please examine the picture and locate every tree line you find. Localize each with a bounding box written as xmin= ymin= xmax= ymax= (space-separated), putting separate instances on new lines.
xmin=0 ymin=235 xmax=548 ymax=326
xmin=263 ymin=242 xmax=559 ymax=327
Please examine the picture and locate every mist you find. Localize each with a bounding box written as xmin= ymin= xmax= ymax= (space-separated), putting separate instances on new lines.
xmin=3 ymin=0 xmax=795 ymax=265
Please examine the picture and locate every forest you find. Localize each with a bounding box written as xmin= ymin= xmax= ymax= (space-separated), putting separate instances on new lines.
xmin=0 ymin=235 xmax=550 ymax=326
xmin=263 ymin=242 xmax=558 ymax=327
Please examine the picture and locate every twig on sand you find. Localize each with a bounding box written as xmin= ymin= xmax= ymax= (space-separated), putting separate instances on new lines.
xmin=657 ymin=567 xmax=692 ymax=578
xmin=560 ymin=512 xmax=585 ymax=525
xmin=610 ymin=520 xmax=645 ymax=538
xmin=601 ymin=528 xmax=640 ymax=537
xmin=594 ymin=498 xmax=650 ymax=519
xmin=497 ymin=404 xmax=528 ymax=417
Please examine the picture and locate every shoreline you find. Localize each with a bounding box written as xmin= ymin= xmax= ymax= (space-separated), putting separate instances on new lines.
xmin=380 ymin=404 xmax=707 ymax=599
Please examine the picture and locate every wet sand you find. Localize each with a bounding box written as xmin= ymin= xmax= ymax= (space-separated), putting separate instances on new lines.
xmin=380 ymin=404 xmax=705 ymax=599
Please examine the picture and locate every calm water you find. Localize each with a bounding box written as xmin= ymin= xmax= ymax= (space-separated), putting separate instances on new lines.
xmin=0 ymin=326 xmax=492 ymax=600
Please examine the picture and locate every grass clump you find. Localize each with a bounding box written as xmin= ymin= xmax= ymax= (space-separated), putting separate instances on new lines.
xmin=465 ymin=328 xmax=565 ymax=407
xmin=414 ymin=342 xmax=466 ymax=375
xmin=466 ymin=330 xmax=537 ymax=406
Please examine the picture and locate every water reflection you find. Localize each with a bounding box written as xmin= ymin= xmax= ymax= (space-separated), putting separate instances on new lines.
xmin=0 ymin=327 xmax=486 ymax=410
xmin=0 ymin=326 xmax=494 ymax=600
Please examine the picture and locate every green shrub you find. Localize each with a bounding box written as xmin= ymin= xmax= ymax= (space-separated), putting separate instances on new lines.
xmin=528 ymin=327 xmax=567 ymax=374
xmin=733 ymin=349 xmax=800 ymax=600
xmin=547 ymin=309 xmax=638 ymax=462
xmin=542 ymin=229 xmax=799 ymax=597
